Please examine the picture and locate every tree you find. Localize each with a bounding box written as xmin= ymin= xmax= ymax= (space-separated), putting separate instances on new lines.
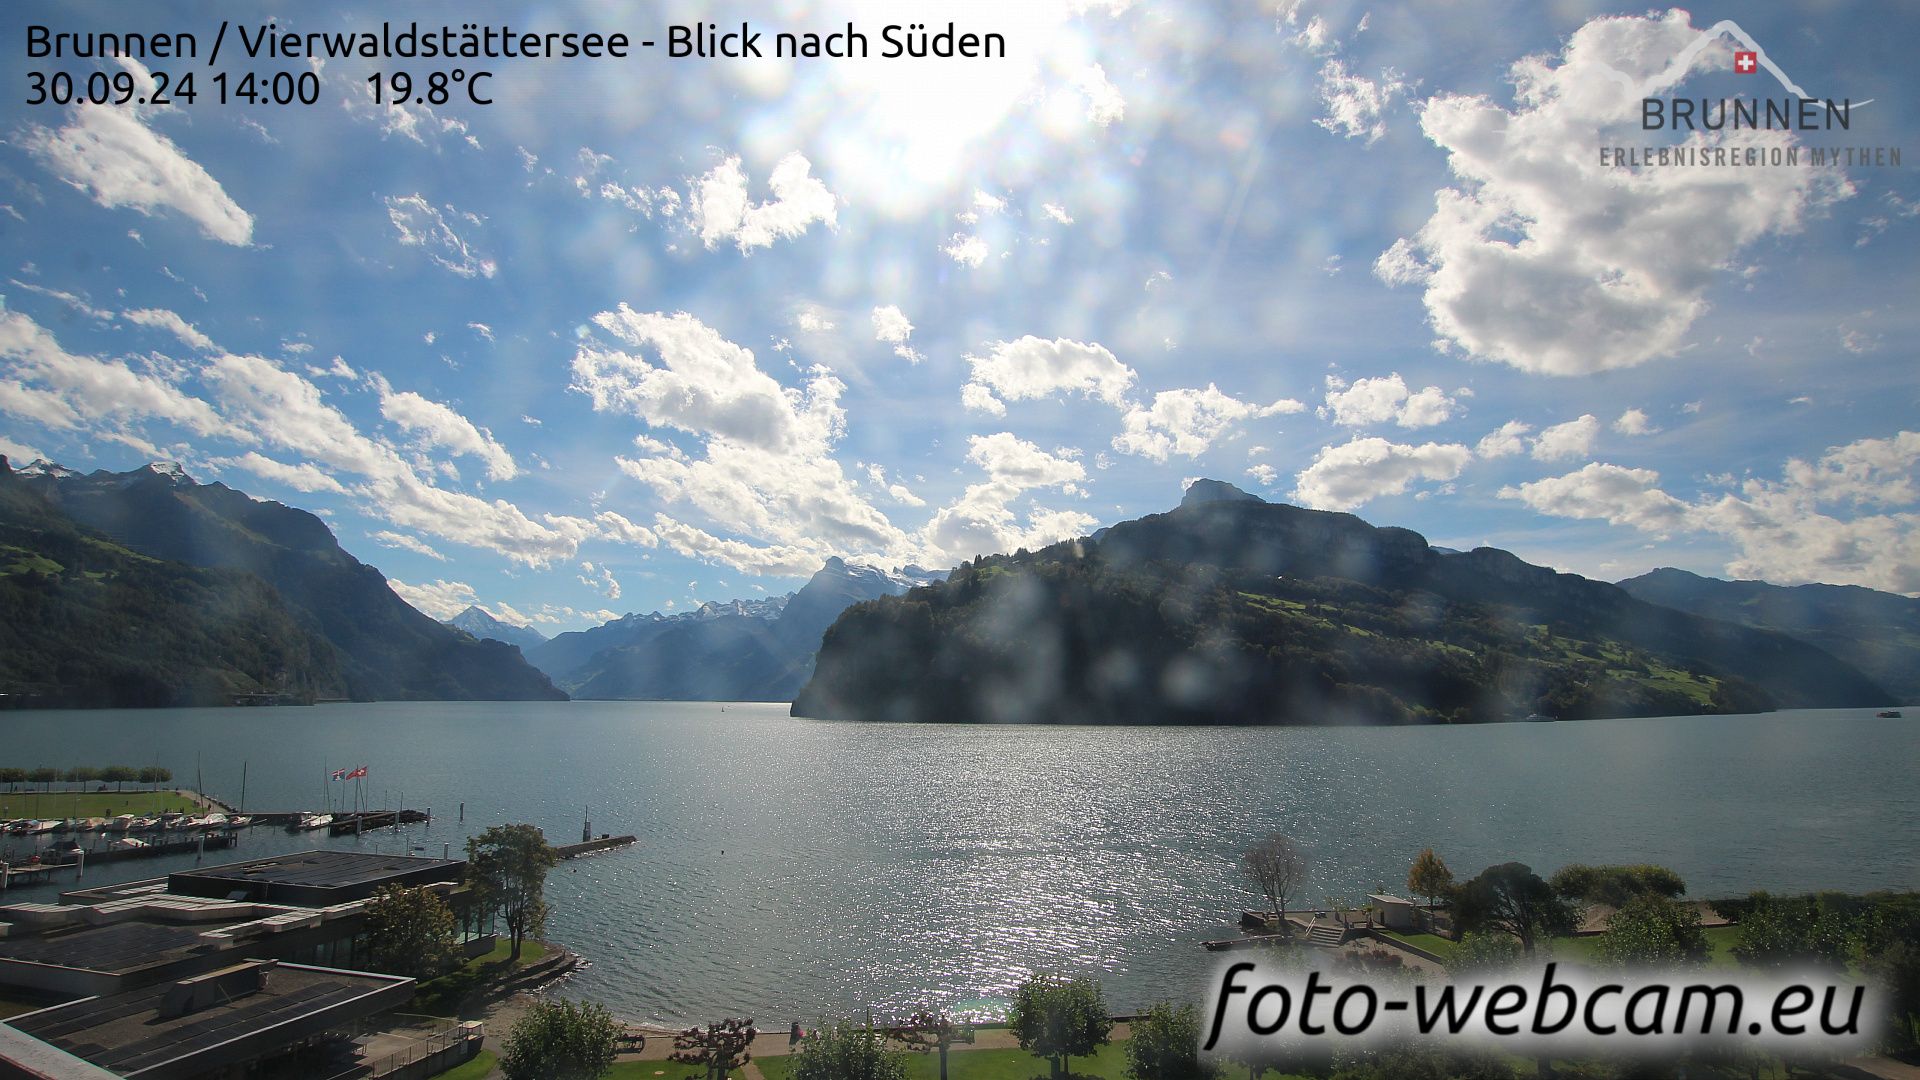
xmin=1242 ymin=833 xmax=1308 ymax=923
xmin=1731 ymin=892 xmax=1855 ymax=971
xmin=798 ymin=1019 xmax=908 ymax=1080
xmin=1451 ymin=863 xmax=1575 ymax=954
xmin=0 ymin=767 xmax=24 ymax=790
xmin=137 ymin=765 xmax=171 ymax=791
xmin=1125 ymin=1002 xmax=1220 ymax=1080
xmin=466 ymin=823 xmax=559 ymax=961
xmin=1594 ymin=895 xmax=1708 ymax=968
xmin=101 ymin=765 xmax=136 ymax=793
xmin=1451 ymin=932 xmax=1525 ymax=973
xmin=672 ymin=1018 xmax=757 ymax=1080
xmin=1406 ymin=850 xmax=1453 ymax=917
xmin=500 ymin=998 xmax=619 ymax=1080
xmin=63 ymin=766 xmax=100 ymax=785
xmin=28 ymin=766 xmax=57 ymax=792
xmin=363 ymin=884 xmax=458 ymax=980
xmin=884 ymin=1009 xmax=974 ymax=1080
xmin=1009 ymin=973 xmax=1112 ymax=1080
xmin=1549 ymin=864 xmax=1686 ymax=909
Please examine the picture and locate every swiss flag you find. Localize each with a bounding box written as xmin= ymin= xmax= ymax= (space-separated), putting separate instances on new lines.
xmin=1734 ymin=50 xmax=1758 ymax=74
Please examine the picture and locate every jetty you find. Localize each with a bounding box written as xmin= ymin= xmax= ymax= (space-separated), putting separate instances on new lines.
xmin=1 ymin=832 xmax=238 ymax=886
xmin=554 ymin=835 xmax=637 ymax=859
xmin=328 ymin=810 xmax=429 ymax=835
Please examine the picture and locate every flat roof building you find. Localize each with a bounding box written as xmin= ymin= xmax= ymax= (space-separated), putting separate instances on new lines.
xmin=162 ymin=850 xmax=463 ymax=907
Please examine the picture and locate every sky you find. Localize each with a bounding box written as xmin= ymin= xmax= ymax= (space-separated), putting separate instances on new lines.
xmin=1 ymin=0 xmax=1917 ymax=631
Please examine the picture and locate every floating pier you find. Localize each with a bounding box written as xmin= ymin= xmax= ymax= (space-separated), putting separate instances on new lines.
xmin=554 ymin=835 xmax=637 ymax=859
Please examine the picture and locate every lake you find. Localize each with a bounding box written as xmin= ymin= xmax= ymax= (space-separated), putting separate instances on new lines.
xmin=0 ymin=702 xmax=1913 ymax=1025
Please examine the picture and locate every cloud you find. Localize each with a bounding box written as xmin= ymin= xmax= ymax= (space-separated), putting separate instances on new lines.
xmin=687 ymin=152 xmax=837 ymax=253
xmin=1291 ymin=437 xmax=1472 ymax=511
xmin=0 ymin=434 xmax=46 ymax=464
xmin=870 ymin=305 xmax=923 ymax=363
xmin=1073 ymin=64 xmax=1126 ymax=126
xmin=1531 ymin=414 xmax=1600 ymax=461
xmin=593 ymin=510 xmax=659 ymax=548
xmin=1613 ymin=408 xmax=1657 ymax=436
xmin=119 ymin=309 xmax=215 ymax=352
xmin=21 ymin=95 xmax=253 ymax=245
xmin=962 ymin=336 xmax=1135 ymax=415
xmin=577 ymin=560 xmax=621 ymax=600
xmin=1378 ymin=10 xmax=1850 ymax=375
xmin=923 ymin=433 xmax=1095 ymax=561
xmin=1475 ymin=420 xmax=1532 ymax=459
xmin=1319 ymin=373 xmax=1459 ymax=429
xmin=371 ymin=530 xmax=449 ymax=561
xmin=0 ymin=307 xmax=232 ymax=439
xmin=574 ymin=307 xmax=911 ymax=571
xmin=1041 ymin=203 xmax=1074 ymax=225
xmin=865 ymin=463 xmax=925 ymax=507
xmin=1112 ymin=385 xmax=1305 ymax=462
xmin=387 ymin=578 xmax=479 ymax=620
xmin=942 ymin=233 xmax=990 ymax=268
xmin=1499 ymin=463 xmax=1689 ymax=533
xmin=384 ymin=194 xmax=496 ymax=278
xmin=373 ymin=378 xmax=518 ymax=482
xmin=217 ymin=451 xmax=349 ymax=495
xmin=1313 ymin=59 xmax=1407 ymax=145
xmin=1509 ymin=432 xmax=1920 ymax=594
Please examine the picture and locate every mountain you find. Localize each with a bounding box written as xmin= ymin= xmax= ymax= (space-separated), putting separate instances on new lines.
xmin=1618 ymin=567 xmax=1920 ymax=702
xmin=8 ymin=456 xmax=564 ymax=703
xmin=794 ymin=480 xmax=1889 ymax=725
xmin=445 ymin=605 xmax=548 ymax=653
xmin=531 ymin=559 xmax=943 ymax=700
xmin=0 ymin=455 xmax=348 ymax=707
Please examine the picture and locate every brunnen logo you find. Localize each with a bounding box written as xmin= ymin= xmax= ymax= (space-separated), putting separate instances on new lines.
xmin=1601 ymin=19 xmax=1899 ymax=169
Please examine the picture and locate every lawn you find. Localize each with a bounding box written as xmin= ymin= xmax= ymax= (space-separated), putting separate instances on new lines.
xmin=759 ymin=1043 xmax=1139 ymax=1080
xmin=1548 ymin=924 xmax=1740 ymax=968
xmin=1379 ymin=931 xmax=1459 ymax=961
xmin=0 ymin=790 xmax=198 ymax=818
xmin=436 ymin=1049 xmax=497 ymax=1080
xmin=412 ymin=939 xmax=551 ymax=1017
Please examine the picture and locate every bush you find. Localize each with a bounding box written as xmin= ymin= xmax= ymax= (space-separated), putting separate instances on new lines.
xmin=1125 ymin=1002 xmax=1219 ymax=1080
xmin=500 ymin=999 xmax=619 ymax=1080
xmin=1594 ymin=895 xmax=1708 ymax=968
xmin=1009 ymin=973 xmax=1113 ymax=1079
xmin=792 ymin=1019 xmax=908 ymax=1080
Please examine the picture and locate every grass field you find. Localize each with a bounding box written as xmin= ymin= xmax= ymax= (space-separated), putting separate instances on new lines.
xmin=0 ymin=790 xmax=197 ymax=819
xmin=759 ymin=1042 xmax=1141 ymax=1080
xmin=435 ymin=1049 xmax=497 ymax=1080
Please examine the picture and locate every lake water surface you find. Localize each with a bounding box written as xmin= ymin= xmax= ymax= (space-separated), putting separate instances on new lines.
xmin=0 ymin=703 xmax=1912 ymax=1024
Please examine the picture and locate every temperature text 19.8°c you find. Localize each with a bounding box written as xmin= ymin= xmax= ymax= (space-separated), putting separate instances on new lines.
xmin=367 ymin=70 xmax=494 ymax=107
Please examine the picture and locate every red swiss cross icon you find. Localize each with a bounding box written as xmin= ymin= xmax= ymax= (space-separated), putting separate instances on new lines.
xmin=1734 ymin=50 xmax=1758 ymax=74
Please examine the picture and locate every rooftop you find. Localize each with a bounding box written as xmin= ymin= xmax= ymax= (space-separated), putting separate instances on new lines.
xmin=7 ymin=960 xmax=412 ymax=1078
xmin=166 ymin=849 xmax=462 ymax=906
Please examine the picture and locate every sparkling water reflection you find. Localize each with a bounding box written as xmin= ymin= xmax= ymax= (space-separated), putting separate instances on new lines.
xmin=0 ymin=702 xmax=1912 ymax=1024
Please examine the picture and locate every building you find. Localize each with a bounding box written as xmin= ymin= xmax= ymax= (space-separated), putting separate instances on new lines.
xmin=0 ymin=851 xmax=494 ymax=1078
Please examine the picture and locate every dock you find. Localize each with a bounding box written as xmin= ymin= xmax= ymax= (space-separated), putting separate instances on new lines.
xmin=327 ymin=811 xmax=429 ymax=835
xmin=2 ymin=832 xmax=238 ymax=886
xmin=554 ymin=835 xmax=637 ymax=859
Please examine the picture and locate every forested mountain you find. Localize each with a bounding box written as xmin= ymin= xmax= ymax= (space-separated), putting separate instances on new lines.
xmin=2 ymin=455 xmax=564 ymax=705
xmin=531 ymin=558 xmax=943 ymax=700
xmin=794 ymin=481 xmax=1890 ymax=725
xmin=1618 ymin=567 xmax=1920 ymax=702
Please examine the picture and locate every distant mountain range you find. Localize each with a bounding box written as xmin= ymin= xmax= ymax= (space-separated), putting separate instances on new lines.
xmin=1617 ymin=567 xmax=1920 ymax=703
xmin=445 ymin=605 xmax=548 ymax=653
xmin=525 ymin=558 xmax=943 ymax=700
xmin=0 ymin=455 xmax=564 ymax=707
xmin=795 ymin=480 xmax=1894 ymax=725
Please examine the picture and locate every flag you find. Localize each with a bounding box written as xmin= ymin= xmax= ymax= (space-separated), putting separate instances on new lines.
xmin=347 ymin=766 xmax=368 ymax=780
xmin=330 ymin=769 xmax=347 ymax=781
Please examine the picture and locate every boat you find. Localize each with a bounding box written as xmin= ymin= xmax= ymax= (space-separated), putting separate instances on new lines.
xmin=223 ymin=815 xmax=251 ymax=830
xmin=296 ymin=813 xmax=334 ymax=831
xmin=109 ymin=836 xmax=148 ymax=851
xmin=108 ymin=814 xmax=136 ymax=832
xmin=199 ymin=813 xmax=227 ymax=829
xmin=1876 ymin=710 xmax=1902 ymax=719
xmin=76 ymin=818 xmax=108 ymax=832
xmin=128 ymin=816 xmax=161 ymax=832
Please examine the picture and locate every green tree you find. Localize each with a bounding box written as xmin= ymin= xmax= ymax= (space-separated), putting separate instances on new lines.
xmin=1451 ymin=863 xmax=1575 ymax=954
xmin=796 ymin=1019 xmax=908 ymax=1080
xmin=1242 ymin=833 xmax=1308 ymax=923
xmin=1594 ymin=895 xmax=1708 ymax=967
xmin=1009 ymin=973 xmax=1113 ymax=1080
xmin=28 ymin=766 xmax=57 ymax=792
xmin=62 ymin=766 xmax=100 ymax=785
xmin=101 ymin=765 xmax=136 ymax=793
xmin=1549 ymin=864 xmax=1686 ymax=909
xmin=500 ymin=998 xmax=618 ymax=1080
xmin=0 ymin=767 xmax=24 ymax=790
xmin=1125 ymin=1002 xmax=1220 ymax=1080
xmin=1731 ymin=892 xmax=1855 ymax=971
xmin=1406 ymin=849 xmax=1453 ymax=920
xmin=137 ymin=765 xmax=171 ymax=791
xmin=1451 ymin=932 xmax=1525 ymax=973
xmin=363 ymin=884 xmax=458 ymax=980
xmin=465 ymin=823 xmax=559 ymax=961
